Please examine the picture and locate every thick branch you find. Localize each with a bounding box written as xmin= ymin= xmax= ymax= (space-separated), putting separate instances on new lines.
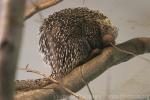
xmin=15 ymin=37 xmax=150 ymax=100
xmin=25 ymin=0 xmax=63 ymax=20
xmin=0 ymin=0 xmax=25 ymax=100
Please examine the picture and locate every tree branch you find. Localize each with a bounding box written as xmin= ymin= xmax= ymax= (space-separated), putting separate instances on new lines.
xmin=15 ymin=37 xmax=150 ymax=100
xmin=0 ymin=0 xmax=25 ymax=100
xmin=25 ymin=0 xmax=63 ymax=20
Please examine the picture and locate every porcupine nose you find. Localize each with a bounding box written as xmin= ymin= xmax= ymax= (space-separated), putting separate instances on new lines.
xmin=102 ymin=33 xmax=115 ymax=44
xmin=102 ymin=34 xmax=115 ymax=47
xmin=102 ymin=26 xmax=118 ymax=46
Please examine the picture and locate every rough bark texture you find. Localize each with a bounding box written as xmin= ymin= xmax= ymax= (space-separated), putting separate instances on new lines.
xmin=15 ymin=37 xmax=150 ymax=100
xmin=0 ymin=0 xmax=25 ymax=100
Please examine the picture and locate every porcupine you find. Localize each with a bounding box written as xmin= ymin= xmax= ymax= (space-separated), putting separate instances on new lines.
xmin=39 ymin=7 xmax=118 ymax=80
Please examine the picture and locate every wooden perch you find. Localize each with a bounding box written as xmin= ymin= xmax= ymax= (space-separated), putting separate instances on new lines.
xmin=25 ymin=0 xmax=63 ymax=20
xmin=15 ymin=37 xmax=150 ymax=100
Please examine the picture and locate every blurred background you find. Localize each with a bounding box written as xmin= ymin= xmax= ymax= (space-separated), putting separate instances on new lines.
xmin=3 ymin=0 xmax=149 ymax=100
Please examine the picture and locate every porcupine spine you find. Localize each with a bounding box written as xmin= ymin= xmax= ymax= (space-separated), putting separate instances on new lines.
xmin=39 ymin=7 xmax=117 ymax=79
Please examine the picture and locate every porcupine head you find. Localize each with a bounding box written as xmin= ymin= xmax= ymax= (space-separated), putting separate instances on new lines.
xmin=39 ymin=7 xmax=118 ymax=80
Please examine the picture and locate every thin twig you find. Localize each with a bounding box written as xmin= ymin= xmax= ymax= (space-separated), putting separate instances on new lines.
xmin=18 ymin=65 xmax=84 ymax=100
xmin=63 ymin=86 xmax=85 ymax=100
xmin=104 ymin=70 xmax=111 ymax=100
xmin=80 ymin=65 xmax=95 ymax=100
xmin=18 ymin=64 xmax=47 ymax=77
xmin=110 ymin=43 xmax=136 ymax=56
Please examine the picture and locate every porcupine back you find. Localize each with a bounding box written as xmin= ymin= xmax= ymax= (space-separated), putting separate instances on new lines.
xmin=39 ymin=7 xmax=113 ymax=79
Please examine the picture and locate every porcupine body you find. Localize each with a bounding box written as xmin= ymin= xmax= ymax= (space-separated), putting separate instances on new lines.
xmin=39 ymin=7 xmax=118 ymax=80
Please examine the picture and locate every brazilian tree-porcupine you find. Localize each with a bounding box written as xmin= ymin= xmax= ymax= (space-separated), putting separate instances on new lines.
xmin=39 ymin=7 xmax=118 ymax=80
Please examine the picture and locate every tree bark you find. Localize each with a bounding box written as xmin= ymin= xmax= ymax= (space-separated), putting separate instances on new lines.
xmin=0 ymin=0 xmax=25 ymax=100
